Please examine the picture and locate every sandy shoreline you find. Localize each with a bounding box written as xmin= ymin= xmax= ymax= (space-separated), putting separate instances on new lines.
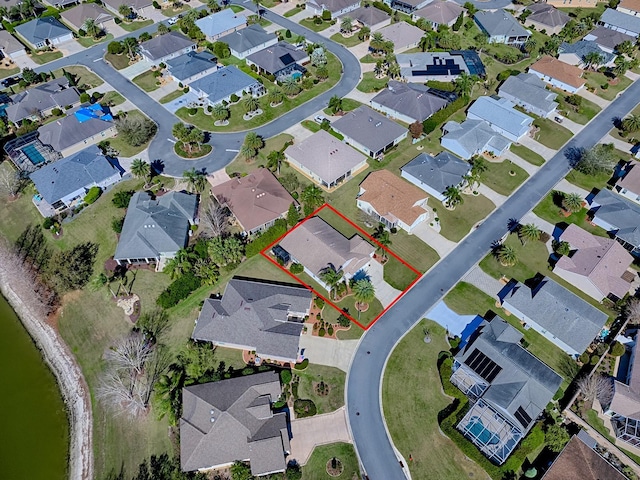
xmin=0 ymin=265 xmax=93 ymax=480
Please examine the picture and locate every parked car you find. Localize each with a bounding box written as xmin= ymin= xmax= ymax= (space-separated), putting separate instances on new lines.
xmin=1 ymin=76 xmax=20 ymax=87
xmin=314 ymin=115 xmax=329 ymax=124
xmin=168 ymin=16 xmax=178 ymax=25
xmin=554 ymin=116 xmax=563 ymax=124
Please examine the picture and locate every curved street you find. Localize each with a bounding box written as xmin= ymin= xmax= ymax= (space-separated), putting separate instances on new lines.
xmin=34 ymin=3 xmax=361 ymax=176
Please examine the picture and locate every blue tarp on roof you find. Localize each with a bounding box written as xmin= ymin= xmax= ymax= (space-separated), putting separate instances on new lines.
xmin=74 ymin=103 xmax=113 ymax=123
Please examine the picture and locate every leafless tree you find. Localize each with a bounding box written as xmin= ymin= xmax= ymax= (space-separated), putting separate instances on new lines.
xmin=578 ymin=374 xmax=614 ymax=407
xmin=105 ymin=332 xmax=152 ymax=376
xmin=625 ymin=297 xmax=640 ymax=323
xmin=199 ymin=197 xmax=228 ymax=238
xmin=0 ymin=166 xmax=22 ymax=199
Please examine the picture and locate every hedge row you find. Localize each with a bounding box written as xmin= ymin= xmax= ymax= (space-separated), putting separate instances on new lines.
xmin=245 ymin=219 xmax=288 ymax=258
xmin=426 ymin=80 xmax=456 ymax=92
xmin=156 ymin=272 xmax=202 ymax=308
xmin=423 ymin=96 xmax=469 ymax=134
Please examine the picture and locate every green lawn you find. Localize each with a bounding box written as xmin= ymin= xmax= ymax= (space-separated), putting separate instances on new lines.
xmin=433 ymin=195 xmax=496 ymax=242
xmin=104 ymin=53 xmax=131 ymax=70
xmin=383 ymin=319 xmax=488 ymax=480
xmin=296 ymin=364 xmax=345 ymax=414
xmin=532 ymin=192 xmax=609 ymax=237
xmin=53 ymin=66 xmax=104 ymax=88
xmin=302 ymin=443 xmax=361 ymax=480
xmin=159 ymin=89 xmax=185 ymax=104
xmin=584 ymin=71 xmax=632 ymax=101
xmin=284 ymin=6 xmax=303 ymax=17
xmin=132 ymin=70 xmax=160 ymax=92
xmin=356 ymin=72 xmax=388 ymax=93
xmin=384 ymin=254 xmax=419 ymax=291
xmin=30 ymin=50 xmax=63 ymax=65
xmin=510 ymin=144 xmax=545 ymax=166
xmin=533 ymin=117 xmax=574 ymax=150
xmin=0 ymin=66 xmax=20 ymax=79
xmin=119 ymin=19 xmax=154 ymax=32
xmin=359 ymin=54 xmax=376 ymax=63
xmin=106 ymin=110 xmax=155 ymax=157
xmin=482 ymin=159 xmax=529 ymax=196
xmin=299 ymin=17 xmax=333 ymax=32
xmin=77 ymin=33 xmax=113 ymax=48
xmin=565 ymin=168 xmax=614 ymax=192
xmin=330 ymin=32 xmax=362 ymax=47
xmin=443 ymin=282 xmax=497 ymax=317
xmin=101 ymin=91 xmax=126 ymax=107
xmin=162 ymin=4 xmax=190 ymax=16
xmin=301 ymin=119 xmax=321 ymax=132
xmin=553 ymin=89 xmax=601 ymax=125
xmin=323 ymin=98 xmax=362 ymax=115
xmin=226 ymin=133 xmax=294 ymax=175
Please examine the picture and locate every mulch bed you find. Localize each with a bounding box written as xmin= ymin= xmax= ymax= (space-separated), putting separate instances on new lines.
xmin=326 ymin=458 xmax=344 ymax=477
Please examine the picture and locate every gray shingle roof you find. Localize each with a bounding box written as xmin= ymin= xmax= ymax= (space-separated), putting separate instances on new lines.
xmin=140 ymin=31 xmax=194 ymax=61
xmin=219 ymin=24 xmax=276 ymax=55
xmin=7 ymin=77 xmax=80 ymax=124
xmin=114 ymin=191 xmax=197 ymax=261
xmin=474 ymin=10 xmax=530 ymax=38
xmin=559 ymin=40 xmax=615 ymax=64
xmin=60 ymin=3 xmax=113 ymax=31
xmin=525 ymin=3 xmax=570 ymax=28
xmin=401 ymin=151 xmax=470 ymax=194
xmin=332 ymin=105 xmax=407 ymax=154
xmin=340 ymin=5 xmax=390 ymax=27
xmin=165 ymin=51 xmax=217 ymax=82
xmin=180 ymin=371 xmax=288 ymax=475
xmin=498 ymin=73 xmax=558 ymax=116
xmin=189 ymin=66 xmax=258 ymax=105
xmin=29 ymin=145 xmax=118 ymax=204
xmin=584 ymin=26 xmax=635 ymax=51
xmin=193 ymin=277 xmax=312 ymax=361
xmin=442 ymin=119 xmax=511 ymax=158
xmin=0 ymin=31 xmax=25 ymax=54
xmin=455 ymin=318 xmax=562 ymax=430
xmin=195 ymin=9 xmax=247 ymax=38
xmin=591 ymin=188 xmax=640 ymax=248
xmin=413 ymin=0 xmax=464 ymax=25
xmin=468 ymin=96 xmax=533 ymax=139
xmin=306 ymin=0 xmax=359 ymax=14
xmin=246 ymin=41 xmax=308 ymax=75
xmin=503 ymin=277 xmax=608 ymax=354
xmin=371 ymin=80 xmax=448 ymax=122
xmin=15 ymin=17 xmax=71 ymax=46
xmin=601 ymin=8 xmax=640 ymax=35
xmin=37 ymin=104 xmax=114 ymax=153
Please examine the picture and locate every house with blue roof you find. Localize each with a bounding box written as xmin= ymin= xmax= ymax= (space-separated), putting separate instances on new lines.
xmin=29 ymin=144 xmax=122 ymax=214
xmin=558 ymin=40 xmax=615 ymax=67
xmin=166 ymin=51 xmax=218 ymax=84
xmin=467 ymin=96 xmax=533 ymax=143
xmin=189 ymin=66 xmax=264 ymax=108
xmin=15 ymin=17 xmax=73 ymax=50
xmin=441 ymin=119 xmax=511 ymax=160
xmin=196 ymin=9 xmax=247 ymax=42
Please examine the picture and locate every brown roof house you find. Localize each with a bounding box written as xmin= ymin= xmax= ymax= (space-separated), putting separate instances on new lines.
xmin=341 ymin=5 xmax=391 ymax=31
xmin=192 ymin=277 xmax=312 ymax=363
xmin=357 ymin=170 xmax=429 ymax=233
xmin=211 ymin=169 xmax=297 ymax=235
xmin=619 ymin=0 xmax=640 ymax=15
xmin=60 ymin=3 xmax=114 ymax=32
xmin=278 ymin=216 xmax=375 ymax=290
xmin=554 ymin=224 xmax=634 ymax=301
xmin=615 ymin=160 xmax=640 ymax=205
xmin=411 ymin=1 xmax=464 ymax=29
xmin=545 ymin=0 xmax=598 ymax=7
xmin=542 ymin=433 xmax=627 ymax=480
xmin=284 ymin=130 xmax=368 ymax=190
xmin=524 ymin=4 xmax=570 ymax=35
xmin=529 ymin=56 xmax=585 ymax=94
xmin=378 ymin=21 xmax=424 ymax=52
xmin=179 ymin=371 xmax=290 ymax=476
xmin=103 ymin=0 xmax=153 ymax=17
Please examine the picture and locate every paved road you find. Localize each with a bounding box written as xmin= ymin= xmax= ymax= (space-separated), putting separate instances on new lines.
xmin=34 ymin=3 xmax=361 ymax=176
xmin=345 ymin=81 xmax=640 ymax=479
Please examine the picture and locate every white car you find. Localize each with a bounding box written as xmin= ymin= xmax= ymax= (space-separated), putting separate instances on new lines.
xmin=168 ymin=17 xmax=178 ymax=25
xmin=314 ymin=115 xmax=329 ymax=124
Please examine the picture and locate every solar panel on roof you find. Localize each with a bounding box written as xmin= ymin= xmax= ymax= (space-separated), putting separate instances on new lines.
xmin=279 ymin=53 xmax=295 ymax=66
xmin=465 ymin=348 xmax=502 ymax=383
xmin=514 ymin=406 xmax=532 ymax=428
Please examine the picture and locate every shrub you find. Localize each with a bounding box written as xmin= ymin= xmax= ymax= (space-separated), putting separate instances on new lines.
xmin=579 ymin=352 xmax=590 ymax=364
xmin=293 ymin=398 xmax=317 ymax=417
xmin=290 ymin=262 xmax=304 ymax=274
xmin=321 ymin=10 xmax=331 ymax=21
xmin=602 ymin=83 xmax=609 ymax=90
xmin=590 ymin=355 xmax=600 ymax=365
xmin=153 ymin=0 xmax=160 ymax=7
xmin=314 ymin=16 xmax=323 ymax=24
xmin=328 ymin=325 xmax=334 ymax=336
xmin=51 ymin=107 xmax=62 ymax=116
xmin=294 ymin=359 xmax=309 ymax=370
xmin=230 ymin=93 xmax=240 ymax=103
xmin=78 ymin=28 xmax=86 ymax=37
xmin=285 ymin=29 xmax=291 ymax=38
xmin=423 ymin=96 xmax=468 ymax=134
xmin=112 ymin=190 xmax=134 ymax=208
xmin=42 ymin=217 xmax=55 ymax=230
xmin=246 ymin=219 xmax=287 ymax=258
xmin=79 ymin=92 xmax=91 ymax=103
xmin=156 ymin=272 xmax=202 ymax=308
xmin=83 ymin=186 xmax=101 ymax=204
xmin=280 ymin=369 xmax=292 ymax=384
xmin=611 ymin=341 xmax=626 ymax=357
xmin=337 ymin=313 xmax=351 ymax=327
xmin=314 ymin=296 xmax=325 ymax=309
xmin=111 ymin=216 xmax=125 ymax=233
xmin=183 ymin=87 xmax=189 ymax=93
xmin=107 ymin=41 xmax=124 ymax=55
xmin=114 ymin=17 xmax=122 ymax=24
xmin=318 ymin=327 xmax=325 ymax=337
xmin=373 ymin=0 xmax=392 ymax=14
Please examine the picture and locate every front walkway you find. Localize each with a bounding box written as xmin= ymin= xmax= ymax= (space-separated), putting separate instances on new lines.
xmin=367 ymin=258 xmax=401 ymax=308
xmin=298 ymin=333 xmax=359 ymax=372
xmin=463 ymin=265 xmax=503 ymax=297
xmin=288 ymin=407 xmax=352 ymax=465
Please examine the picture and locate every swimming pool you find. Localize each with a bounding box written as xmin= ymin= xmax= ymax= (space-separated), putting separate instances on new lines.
xmin=21 ymin=144 xmax=46 ymax=165
xmin=291 ymin=72 xmax=302 ymax=80
xmin=465 ymin=417 xmax=500 ymax=445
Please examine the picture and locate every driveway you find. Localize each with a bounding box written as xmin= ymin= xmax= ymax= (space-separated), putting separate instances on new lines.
xmin=119 ymin=59 xmax=152 ymax=80
xmin=163 ymin=90 xmax=198 ymax=113
xmin=289 ymin=407 xmax=352 ymax=465
xmin=425 ymin=301 xmax=484 ymax=347
xmin=298 ymin=333 xmax=359 ymax=372
xmin=412 ymin=222 xmax=457 ymax=258
xmin=366 ymin=258 xmax=401 ymax=308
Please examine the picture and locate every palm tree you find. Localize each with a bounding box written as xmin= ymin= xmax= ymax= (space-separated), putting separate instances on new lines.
xmin=340 ymin=17 xmax=352 ymax=34
xmin=370 ymin=32 xmax=385 ymax=54
xmin=183 ymin=168 xmax=207 ymax=193
xmin=122 ymin=36 xmax=139 ymax=61
xmin=173 ymin=122 xmax=192 ymax=152
xmin=444 ymin=185 xmax=463 ymax=209
xmin=212 ymin=103 xmax=229 ymax=122
xmin=267 ymin=88 xmax=284 ymax=105
xmin=497 ymin=245 xmax=517 ymax=267
xmin=130 ymin=159 xmax=151 ymax=185
xmin=617 ymin=40 xmax=635 ymax=55
xmin=244 ymin=132 xmax=264 ymax=152
xmin=419 ymin=32 xmax=436 ymax=52
xmin=83 ymin=18 xmax=102 ymax=39
xmin=518 ymin=223 xmax=541 ymax=245
xmin=387 ymin=62 xmax=401 ymax=79
xmin=253 ymin=0 xmax=262 ymax=18
xmin=301 ymin=184 xmax=324 ymax=213
xmin=328 ymin=95 xmax=343 ymax=114
xmin=207 ymin=0 xmax=222 ymax=12
xmin=471 ymin=156 xmax=488 ymax=176
xmin=583 ymin=51 xmax=605 ymax=70
xmin=320 ymin=266 xmax=344 ymax=300
xmin=562 ymin=192 xmax=583 ymax=213
xmin=614 ymin=55 xmax=631 ymax=77
xmin=454 ymin=72 xmax=477 ymax=97
xmin=242 ymin=95 xmax=260 ymax=114
xmin=187 ymin=127 xmax=205 ymax=153
xmin=352 ymin=278 xmax=375 ymax=314
xmin=266 ymin=150 xmax=285 ymax=175
xmin=118 ymin=4 xmax=132 ymax=17
xmin=372 ymin=225 xmax=391 ymax=260
xmin=281 ymin=76 xmax=301 ymax=96
xmin=157 ymin=23 xmax=169 ymax=35
xmin=163 ymin=248 xmax=197 ymax=279
xmin=623 ymin=114 xmax=640 ymax=132
xmin=241 ymin=144 xmax=257 ymax=160
xmin=523 ymin=37 xmax=537 ymax=54
xmin=374 ymin=59 xmax=384 ymax=77
xmin=316 ymin=65 xmax=329 ymax=80
xmin=358 ymin=26 xmax=371 ymax=41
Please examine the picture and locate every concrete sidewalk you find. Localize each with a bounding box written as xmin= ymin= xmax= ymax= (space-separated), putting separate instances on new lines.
xmin=289 ymin=407 xmax=352 ymax=465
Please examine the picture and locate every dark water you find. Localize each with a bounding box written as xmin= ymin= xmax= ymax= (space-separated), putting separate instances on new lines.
xmin=0 ymin=294 xmax=69 ymax=480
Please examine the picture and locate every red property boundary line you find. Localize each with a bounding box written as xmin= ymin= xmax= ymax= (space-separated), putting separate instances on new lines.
xmin=259 ymin=203 xmax=422 ymax=331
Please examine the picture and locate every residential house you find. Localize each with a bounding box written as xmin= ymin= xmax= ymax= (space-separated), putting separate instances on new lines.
xmin=543 ymin=433 xmax=627 ymax=480
xmin=15 ymin=17 xmax=73 ymax=50
xmin=450 ymin=317 xmax=562 ymax=464
xmin=498 ymin=73 xmax=558 ymax=118
xmin=192 ymin=278 xmax=312 ymax=363
xmin=278 ymin=216 xmax=375 ymax=289
xmin=558 ymin=40 xmax=615 ymax=67
xmin=500 ymin=277 xmax=608 ymax=356
xmin=396 ymin=50 xmax=485 ymax=82
xmin=589 ymin=187 xmax=640 ymax=255
xmin=284 ymin=129 xmax=368 ymax=190
xmin=189 ymin=66 xmax=264 ymax=108
xmin=377 ymin=21 xmax=424 ymax=52
xmin=411 ymin=1 xmax=464 ymax=29
xmin=211 ymin=168 xmax=297 ymax=235
xmin=371 ymin=80 xmax=450 ymax=124
xmin=44 ymin=0 xmax=78 ymax=9
xmin=599 ymin=8 xmax=640 ymax=36
xmin=180 ymin=372 xmax=290 ymax=475
xmin=6 ymin=77 xmax=80 ymax=125
xmin=341 ymin=5 xmax=391 ymax=31
xmin=113 ymin=191 xmax=198 ymax=268
xmin=0 ymin=31 xmax=27 ymax=60
xmin=441 ymin=119 xmax=511 ymax=159
xmin=619 ymin=0 xmax=640 ymax=16
xmin=103 ymin=0 xmax=154 ymax=17
xmin=245 ymin=42 xmax=309 ymax=81
xmin=305 ymin=0 xmax=360 ymax=19
xmin=401 ymin=151 xmax=471 ymax=203
xmin=139 ymin=31 xmax=196 ymax=65
xmin=165 ymin=51 xmax=218 ymax=84
xmin=584 ymin=26 xmax=635 ymax=53
xmin=467 ymin=96 xmax=533 ymax=143
xmin=357 ymin=170 xmax=429 ymax=233
xmin=529 ymin=56 xmax=585 ymax=93
xmin=29 ymin=145 xmax=121 ymax=214
xmin=384 ymin=0 xmax=431 ymax=14
xmin=331 ymin=105 xmax=407 ymax=158
xmin=219 ymin=24 xmax=278 ymax=60
xmin=554 ymin=224 xmax=634 ymax=301
xmin=524 ymin=4 xmax=570 ymax=35
xmin=474 ymin=10 xmax=531 ymax=45
xmin=545 ymin=0 xmax=598 ymax=8
xmin=615 ymin=160 xmax=640 ymax=205
xmin=37 ymin=103 xmax=116 ymax=157
xmin=60 ymin=3 xmax=114 ymax=32
xmin=195 ymin=9 xmax=247 ymax=41
xmin=4 ymin=130 xmax=62 ymax=174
